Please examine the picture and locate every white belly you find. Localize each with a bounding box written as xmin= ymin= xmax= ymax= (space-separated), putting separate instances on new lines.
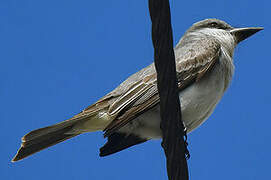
xmin=119 ymin=62 xmax=227 ymax=139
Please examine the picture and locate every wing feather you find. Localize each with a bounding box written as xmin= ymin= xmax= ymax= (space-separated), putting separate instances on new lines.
xmin=103 ymin=38 xmax=221 ymax=136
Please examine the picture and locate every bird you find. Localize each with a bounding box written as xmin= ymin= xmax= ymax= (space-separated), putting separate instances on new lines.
xmin=12 ymin=18 xmax=263 ymax=162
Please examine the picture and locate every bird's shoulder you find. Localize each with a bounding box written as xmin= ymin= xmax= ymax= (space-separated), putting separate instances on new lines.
xmin=175 ymin=36 xmax=221 ymax=87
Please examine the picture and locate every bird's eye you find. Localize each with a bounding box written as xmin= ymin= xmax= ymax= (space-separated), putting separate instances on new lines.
xmin=210 ymin=22 xmax=218 ymax=27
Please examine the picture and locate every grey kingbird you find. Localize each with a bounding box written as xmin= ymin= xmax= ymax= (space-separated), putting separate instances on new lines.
xmin=12 ymin=19 xmax=263 ymax=162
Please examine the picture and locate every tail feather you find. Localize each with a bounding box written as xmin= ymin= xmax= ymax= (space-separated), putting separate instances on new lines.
xmin=22 ymin=115 xmax=89 ymax=142
xmin=12 ymin=121 xmax=80 ymax=162
xmin=12 ymin=110 xmax=110 ymax=162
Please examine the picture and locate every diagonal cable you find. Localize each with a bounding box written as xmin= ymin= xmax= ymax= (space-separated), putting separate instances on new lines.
xmin=148 ymin=0 xmax=189 ymax=179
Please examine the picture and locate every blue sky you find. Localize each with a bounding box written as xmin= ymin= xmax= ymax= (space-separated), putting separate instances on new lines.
xmin=1 ymin=0 xmax=270 ymax=179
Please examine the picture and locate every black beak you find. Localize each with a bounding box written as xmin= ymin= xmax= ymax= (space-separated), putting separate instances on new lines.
xmin=230 ymin=27 xmax=263 ymax=43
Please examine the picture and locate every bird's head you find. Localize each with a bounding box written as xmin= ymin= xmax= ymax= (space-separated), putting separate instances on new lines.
xmin=187 ymin=18 xmax=263 ymax=44
xmin=184 ymin=19 xmax=263 ymax=57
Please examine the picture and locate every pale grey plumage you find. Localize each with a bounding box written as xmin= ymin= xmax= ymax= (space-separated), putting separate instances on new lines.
xmin=12 ymin=19 xmax=263 ymax=162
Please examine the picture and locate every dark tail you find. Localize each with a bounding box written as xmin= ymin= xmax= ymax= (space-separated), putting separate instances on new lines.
xmin=100 ymin=132 xmax=147 ymax=157
xmin=12 ymin=120 xmax=81 ymax=162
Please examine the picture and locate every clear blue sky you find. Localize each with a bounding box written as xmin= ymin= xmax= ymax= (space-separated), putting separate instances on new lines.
xmin=1 ymin=0 xmax=270 ymax=179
